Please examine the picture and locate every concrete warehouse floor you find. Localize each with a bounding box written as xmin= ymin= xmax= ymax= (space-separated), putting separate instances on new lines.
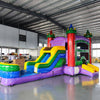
xmin=0 ymin=63 xmax=100 ymax=100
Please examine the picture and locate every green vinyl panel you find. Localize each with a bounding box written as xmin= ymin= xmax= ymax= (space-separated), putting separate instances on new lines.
xmin=26 ymin=53 xmax=46 ymax=66
xmin=0 ymin=64 xmax=20 ymax=72
xmin=54 ymin=58 xmax=66 ymax=68
xmin=37 ymin=50 xmax=65 ymax=69
xmin=75 ymin=40 xmax=90 ymax=66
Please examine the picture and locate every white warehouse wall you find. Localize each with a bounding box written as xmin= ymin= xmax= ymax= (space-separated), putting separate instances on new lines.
xmin=26 ymin=31 xmax=37 ymax=49
xmin=0 ymin=24 xmax=38 ymax=49
xmin=28 ymin=49 xmax=38 ymax=57
xmin=0 ymin=24 xmax=19 ymax=47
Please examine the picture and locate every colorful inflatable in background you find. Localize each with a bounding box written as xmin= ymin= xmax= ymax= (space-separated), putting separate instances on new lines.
xmin=0 ymin=24 xmax=99 ymax=86
xmin=92 ymin=57 xmax=100 ymax=63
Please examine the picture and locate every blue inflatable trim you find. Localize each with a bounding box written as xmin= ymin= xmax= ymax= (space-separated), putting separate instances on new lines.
xmin=26 ymin=53 xmax=50 ymax=73
xmin=0 ymin=70 xmax=20 ymax=78
xmin=38 ymin=53 xmax=65 ymax=73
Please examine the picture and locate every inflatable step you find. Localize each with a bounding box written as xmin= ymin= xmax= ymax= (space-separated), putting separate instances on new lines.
xmin=82 ymin=64 xmax=95 ymax=73
xmin=87 ymin=63 xmax=99 ymax=72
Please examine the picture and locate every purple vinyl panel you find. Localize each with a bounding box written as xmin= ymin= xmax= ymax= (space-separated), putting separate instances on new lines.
xmin=0 ymin=77 xmax=2 ymax=81
xmin=50 ymin=37 xmax=66 ymax=47
xmin=1 ymin=74 xmax=42 ymax=86
xmin=75 ymin=35 xmax=89 ymax=43
xmin=63 ymin=65 xmax=81 ymax=75
xmin=41 ymin=71 xmax=53 ymax=79
xmin=64 ymin=66 xmax=75 ymax=75
xmin=80 ymin=68 xmax=99 ymax=77
xmin=53 ymin=67 xmax=64 ymax=76
xmin=1 ymin=67 xmax=64 ymax=86
xmin=64 ymin=65 xmax=82 ymax=76
xmin=66 ymin=51 xmax=68 ymax=64
xmin=50 ymin=35 xmax=89 ymax=47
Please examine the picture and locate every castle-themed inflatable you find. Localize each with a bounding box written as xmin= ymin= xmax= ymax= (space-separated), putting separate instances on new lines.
xmin=0 ymin=24 xmax=99 ymax=86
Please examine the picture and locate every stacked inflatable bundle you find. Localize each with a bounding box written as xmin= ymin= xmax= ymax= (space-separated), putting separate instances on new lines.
xmin=0 ymin=63 xmax=20 ymax=78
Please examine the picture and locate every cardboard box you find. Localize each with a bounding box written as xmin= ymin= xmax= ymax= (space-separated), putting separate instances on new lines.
xmin=13 ymin=58 xmax=25 ymax=70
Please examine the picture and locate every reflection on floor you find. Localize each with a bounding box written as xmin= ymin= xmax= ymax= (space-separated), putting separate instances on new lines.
xmin=0 ymin=63 xmax=100 ymax=100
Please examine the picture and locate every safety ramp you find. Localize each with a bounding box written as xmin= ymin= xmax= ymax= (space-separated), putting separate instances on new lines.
xmin=81 ymin=63 xmax=99 ymax=77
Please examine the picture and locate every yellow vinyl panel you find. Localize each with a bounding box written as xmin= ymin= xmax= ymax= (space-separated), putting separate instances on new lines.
xmin=25 ymin=46 xmax=65 ymax=71
xmin=87 ymin=63 xmax=99 ymax=72
xmin=34 ymin=46 xmax=65 ymax=72
xmin=0 ymin=62 xmax=18 ymax=66
xmin=82 ymin=64 xmax=95 ymax=73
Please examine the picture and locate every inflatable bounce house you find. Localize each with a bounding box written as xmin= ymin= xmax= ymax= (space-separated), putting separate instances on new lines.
xmin=0 ymin=24 xmax=99 ymax=86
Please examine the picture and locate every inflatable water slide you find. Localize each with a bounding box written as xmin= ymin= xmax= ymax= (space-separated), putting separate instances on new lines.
xmin=0 ymin=25 xmax=99 ymax=86
xmin=0 ymin=46 xmax=66 ymax=86
xmin=25 ymin=46 xmax=66 ymax=73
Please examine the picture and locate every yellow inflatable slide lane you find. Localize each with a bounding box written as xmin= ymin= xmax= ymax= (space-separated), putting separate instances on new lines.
xmin=24 ymin=47 xmax=46 ymax=70
xmin=81 ymin=63 xmax=99 ymax=77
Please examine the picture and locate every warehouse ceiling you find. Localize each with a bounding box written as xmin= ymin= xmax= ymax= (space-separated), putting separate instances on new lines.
xmin=0 ymin=0 xmax=100 ymax=37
